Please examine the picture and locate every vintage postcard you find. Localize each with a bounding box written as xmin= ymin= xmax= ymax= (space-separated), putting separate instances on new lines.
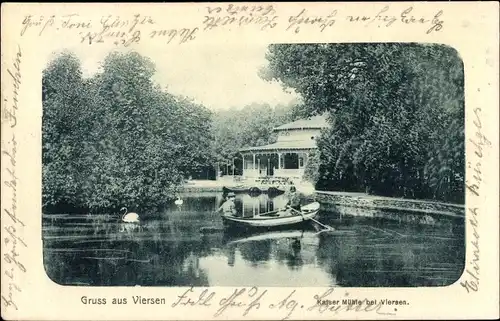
xmin=1 ymin=2 xmax=499 ymax=320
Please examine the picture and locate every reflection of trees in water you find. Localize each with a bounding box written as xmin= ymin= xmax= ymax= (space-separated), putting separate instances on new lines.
xmin=160 ymin=192 xmax=292 ymax=220
xmin=44 ymin=234 xmax=214 ymax=286
xmin=43 ymin=197 xmax=223 ymax=286
xmin=237 ymin=194 xmax=288 ymax=217
xmin=44 ymin=194 xmax=465 ymax=287
xmin=315 ymin=224 xmax=464 ymax=287
xmin=284 ymin=238 xmax=304 ymax=270
xmin=163 ymin=193 xmax=222 ymax=213
xmin=229 ymin=237 xmax=306 ymax=270
xmin=290 ymin=238 xmax=303 ymax=264
xmin=272 ymin=238 xmax=304 ymax=270
xmin=182 ymin=195 xmax=220 ymax=212
xmin=315 ymin=229 xmax=415 ymax=286
xmin=44 ymin=205 xmax=232 ymax=286
xmin=226 ymin=244 xmax=236 ymax=267
xmin=237 ymin=240 xmax=272 ymax=266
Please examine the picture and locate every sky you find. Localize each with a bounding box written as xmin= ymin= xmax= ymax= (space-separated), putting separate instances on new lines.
xmin=65 ymin=44 xmax=299 ymax=111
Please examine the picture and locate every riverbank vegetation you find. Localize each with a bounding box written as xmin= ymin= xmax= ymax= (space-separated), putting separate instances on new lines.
xmin=42 ymin=52 xmax=301 ymax=213
xmin=43 ymin=44 xmax=464 ymax=213
xmin=42 ymin=52 xmax=214 ymax=213
xmin=211 ymin=101 xmax=303 ymax=173
xmin=262 ymin=43 xmax=464 ymax=203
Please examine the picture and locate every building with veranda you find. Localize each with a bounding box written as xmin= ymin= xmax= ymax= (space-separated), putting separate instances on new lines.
xmin=239 ymin=115 xmax=329 ymax=183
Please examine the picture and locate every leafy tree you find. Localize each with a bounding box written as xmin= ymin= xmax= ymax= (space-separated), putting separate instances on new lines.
xmin=262 ymin=43 xmax=464 ymax=203
xmin=211 ymin=101 xmax=301 ymax=169
xmin=42 ymin=51 xmax=215 ymax=213
xmin=42 ymin=51 xmax=91 ymax=210
xmin=303 ymin=149 xmax=320 ymax=185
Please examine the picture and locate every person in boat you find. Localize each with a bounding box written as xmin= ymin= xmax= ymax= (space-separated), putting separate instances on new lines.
xmin=284 ymin=185 xmax=302 ymax=215
xmin=217 ymin=192 xmax=237 ymax=216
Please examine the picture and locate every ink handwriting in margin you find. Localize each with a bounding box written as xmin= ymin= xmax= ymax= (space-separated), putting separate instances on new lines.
xmin=20 ymin=14 xmax=198 ymax=46
xmin=1 ymin=44 xmax=27 ymax=313
xmin=83 ymin=14 xmax=198 ymax=46
xmin=348 ymin=6 xmax=444 ymax=34
xmin=170 ymin=287 xmax=400 ymax=320
xmin=79 ymin=14 xmax=151 ymax=47
xmin=287 ymin=5 xmax=444 ymax=34
xmin=460 ymin=107 xmax=491 ymax=293
xmin=171 ymin=286 xmax=267 ymax=318
xmin=203 ymin=4 xmax=278 ymax=31
xmin=21 ymin=14 xmax=92 ymax=36
xmin=279 ymin=288 xmax=397 ymax=320
xmin=286 ymin=9 xmax=337 ymax=33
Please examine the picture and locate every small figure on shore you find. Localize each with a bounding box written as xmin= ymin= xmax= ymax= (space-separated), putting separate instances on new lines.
xmin=174 ymin=196 xmax=183 ymax=206
xmin=217 ymin=192 xmax=237 ymax=216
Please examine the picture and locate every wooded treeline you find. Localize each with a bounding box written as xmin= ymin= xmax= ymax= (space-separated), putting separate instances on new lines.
xmin=42 ymin=51 xmax=300 ymax=213
xmin=262 ymin=43 xmax=465 ymax=203
xmin=211 ymin=101 xmax=303 ymax=172
xmin=42 ymin=52 xmax=216 ymax=213
xmin=43 ymin=44 xmax=465 ymax=213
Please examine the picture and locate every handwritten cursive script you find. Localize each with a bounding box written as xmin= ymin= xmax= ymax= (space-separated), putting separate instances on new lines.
xmin=80 ymin=14 xmax=152 ymax=46
xmin=287 ymin=9 xmax=337 ymax=34
xmin=1 ymin=45 xmax=27 ymax=313
xmin=2 ymin=46 xmax=21 ymax=128
xmin=203 ymin=4 xmax=278 ymax=31
xmin=461 ymin=107 xmax=491 ymax=293
xmin=21 ymin=14 xmax=92 ymax=36
xmin=19 ymin=13 xmax=199 ymax=47
xmin=171 ymin=287 xmax=215 ymax=308
xmin=349 ymin=6 xmax=443 ymax=34
xmin=170 ymin=287 xmax=403 ymax=319
xmin=19 ymin=5 xmax=446 ymax=49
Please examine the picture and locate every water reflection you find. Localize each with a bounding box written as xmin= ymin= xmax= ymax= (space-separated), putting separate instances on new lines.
xmin=43 ymin=192 xmax=464 ymax=287
xmin=237 ymin=193 xmax=286 ymax=217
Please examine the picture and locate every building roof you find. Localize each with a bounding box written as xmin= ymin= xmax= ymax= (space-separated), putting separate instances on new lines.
xmin=273 ymin=115 xmax=329 ymax=132
xmin=240 ymin=140 xmax=317 ymax=153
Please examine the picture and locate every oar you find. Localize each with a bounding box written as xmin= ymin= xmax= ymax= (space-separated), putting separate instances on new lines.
xmin=256 ymin=209 xmax=280 ymax=217
xmin=289 ymin=207 xmax=334 ymax=231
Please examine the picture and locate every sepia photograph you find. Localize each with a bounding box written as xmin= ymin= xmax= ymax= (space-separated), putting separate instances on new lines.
xmin=42 ymin=43 xmax=466 ymax=287
xmin=2 ymin=2 xmax=498 ymax=320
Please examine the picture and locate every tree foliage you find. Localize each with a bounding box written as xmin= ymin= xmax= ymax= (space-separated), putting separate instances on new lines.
xmin=211 ymin=101 xmax=301 ymax=167
xmin=302 ymin=149 xmax=320 ymax=185
xmin=263 ymin=43 xmax=464 ymax=203
xmin=42 ymin=51 xmax=214 ymax=213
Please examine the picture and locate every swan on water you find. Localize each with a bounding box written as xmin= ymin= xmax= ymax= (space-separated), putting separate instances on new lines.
xmin=174 ymin=196 xmax=183 ymax=206
xmin=121 ymin=207 xmax=140 ymax=223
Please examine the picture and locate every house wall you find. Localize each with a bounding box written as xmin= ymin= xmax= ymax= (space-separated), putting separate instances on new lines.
xmin=240 ymin=127 xmax=324 ymax=180
xmin=276 ymin=129 xmax=322 ymax=143
xmin=242 ymin=168 xmax=305 ymax=179
xmin=242 ymin=151 xmax=310 ymax=179
xmin=274 ymin=168 xmax=305 ymax=178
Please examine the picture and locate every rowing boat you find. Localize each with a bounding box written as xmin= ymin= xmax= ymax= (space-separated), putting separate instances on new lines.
xmin=221 ymin=202 xmax=320 ymax=231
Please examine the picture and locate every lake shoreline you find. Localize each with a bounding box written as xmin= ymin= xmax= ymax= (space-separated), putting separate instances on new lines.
xmin=314 ymin=191 xmax=465 ymax=225
xmin=180 ymin=182 xmax=465 ymax=224
xmin=43 ymin=190 xmax=465 ymax=287
xmin=43 ymin=183 xmax=465 ymax=220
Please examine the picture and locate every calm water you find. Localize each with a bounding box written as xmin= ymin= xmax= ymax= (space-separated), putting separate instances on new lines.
xmin=43 ymin=192 xmax=465 ymax=287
